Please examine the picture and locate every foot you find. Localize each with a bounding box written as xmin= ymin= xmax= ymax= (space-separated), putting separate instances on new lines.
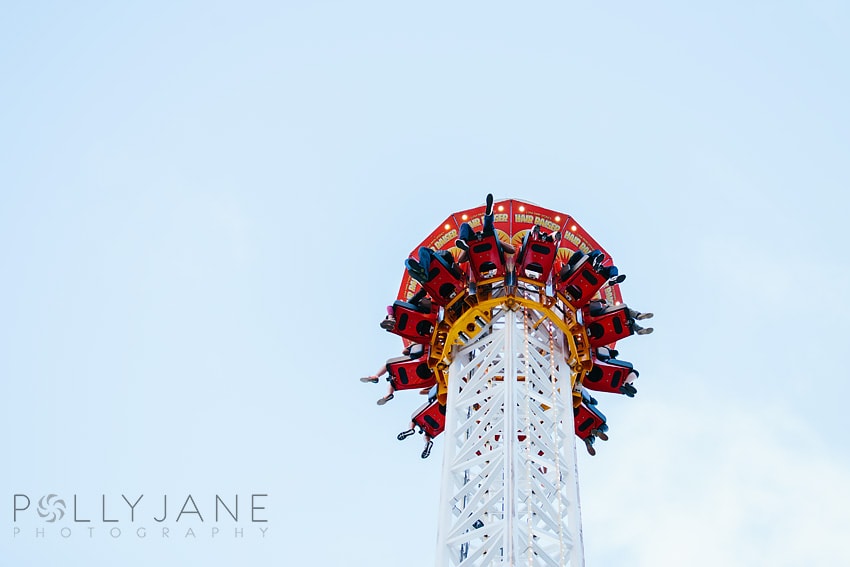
xmin=635 ymin=311 xmax=654 ymax=320
xmin=609 ymin=274 xmax=627 ymax=285
xmin=377 ymin=393 xmax=394 ymax=405
xmin=360 ymin=376 xmax=379 ymax=383
xmin=397 ymin=429 xmax=415 ymax=441
xmin=410 ymin=288 xmax=428 ymax=305
xmin=620 ymin=384 xmax=637 ymax=397
xmin=379 ymin=317 xmax=396 ymax=330
xmin=485 ymin=193 xmax=494 ymax=216
xmin=636 ymin=326 xmax=654 ymax=335
xmin=595 ymin=430 xmax=609 ymax=441
xmin=421 ymin=439 xmax=433 ymax=459
xmin=583 ymin=438 xmax=596 ymax=456
xmin=553 ymin=231 xmax=562 ymax=242
xmin=455 ymin=239 xmax=469 ymax=251
xmin=405 ymin=258 xmax=425 ymax=278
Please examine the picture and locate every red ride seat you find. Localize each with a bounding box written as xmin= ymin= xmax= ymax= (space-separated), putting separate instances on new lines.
xmin=413 ymin=400 xmax=447 ymax=438
xmin=584 ymin=356 xmax=636 ymax=395
xmin=387 ymin=352 xmax=436 ymax=392
xmin=557 ymin=256 xmax=608 ymax=308
xmin=419 ymin=256 xmax=465 ymax=306
xmin=390 ymin=301 xmax=437 ymax=344
xmin=516 ymin=232 xmax=559 ymax=282
xmin=573 ymin=395 xmax=608 ymax=441
xmin=583 ymin=304 xmax=633 ymax=348
xmin=466 ymin=234 xmax=507 ymax=283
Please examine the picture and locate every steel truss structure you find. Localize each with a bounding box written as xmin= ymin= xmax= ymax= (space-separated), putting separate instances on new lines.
xmin=435 ymin=303 xmax=584 ymax=567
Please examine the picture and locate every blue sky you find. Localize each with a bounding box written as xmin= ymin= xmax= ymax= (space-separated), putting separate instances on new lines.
xmin=2 ymin=2 xmax=849 ymax=566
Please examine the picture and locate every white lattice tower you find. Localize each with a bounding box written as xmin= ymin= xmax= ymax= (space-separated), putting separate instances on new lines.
xmin=435 ymin=300 xmax=584 ymax=567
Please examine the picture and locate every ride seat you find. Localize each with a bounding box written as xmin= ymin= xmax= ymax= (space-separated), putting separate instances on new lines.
xmin=412 ymin=400 xmax=447 ymax=438
xmin=390 ymin=300 xmax=437 ymax=344
xmin=418 ymin=253 xmax=465 ymax=306
xmin=516 ymin=231 xmax=559 ymax=282
xmin=388 ymin=352 xmax=436 ymax=392
xmin=466 ymin=234 xmax=507 ymax=283
xmin=557 ymin=256 xmax=608 ymax=308
xmin=583 ymin=304 xmax=633 ymax=348
xmin=573 ymin=397 xmax=608 ymax=441
xmin=584 ymin=356 xmax=636 ymax=395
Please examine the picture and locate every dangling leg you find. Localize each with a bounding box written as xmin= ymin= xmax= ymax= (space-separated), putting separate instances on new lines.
xmin=377 ymin=382 xmax=395 ymax=405
xmin=604 ymin=265 xmax=626 ymax=285
xmin=405 ymin=247 xmax=433 ymax=283
xmin=421 ymin=435 xmax=434 ymax=459
xmin=397 ymin=422 xmax=416 ymax=440
xmin=628 ymin=308 xmax=653 ymax=320
xmin=459 ymin=222 xmax=476 ymax=243
xmin=633 ymin=323 xmax=654 ymax=335
xmin=481 ymin=194 xmax=495 ymax=236
xmin=380 ymin=305 xmax=396 ymax=330
xmin=361 ymin=363 xmax=388 ymax=383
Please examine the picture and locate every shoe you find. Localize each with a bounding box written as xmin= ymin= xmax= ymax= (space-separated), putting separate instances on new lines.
xmin=404 ymin=258 xmax=426 ymax=279
xmin=455 ymin=239 xmax=469 ymax=252
xmin=379 ymin=317 xmax=396 ymax=330
xmin=360 ymin=376 xmax=379 ymax=383
xmin=410 ymin=288 xmax=428 ymax=304
xmin=636 ymin=327 xmax=654 ymax=335
xmin=377 ymin=393 xmax=394 ymax=405
xmin=635 ymin=312 xmax=654 ymax=320
xmin=553 ymin=231 xmax=561 ymax=242
xmin=584 ymin=438 xmax=596 ymax=456
xmin=472 ymin=519 xmax=484 ymax=529
xmin=397 ymin=429 xmax=415 ymax=441
xmin=421 ymin=439 xmax=433 ymax=459
xmin=609 ymin=274 xmax=626 ymax=285
xmin=595 ymin=430 xmax=609 ymax=441
xmin=485 ymin=193 xmax=494 ymax=216
xmin=620 ymin=384 xmax=637 ymax=397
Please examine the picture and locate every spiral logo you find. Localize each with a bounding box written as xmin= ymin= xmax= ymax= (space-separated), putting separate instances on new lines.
xmin=36 ymin=494 xmax=66 ymax=522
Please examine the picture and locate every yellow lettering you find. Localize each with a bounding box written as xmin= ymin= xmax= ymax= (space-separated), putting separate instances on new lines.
xmin=563 ymin=231 xmax=581 ymax=246
xmin=534 ymin=217 xmax=560 ymax=232
xmin=562 ymin=231 xmax=592 ymax=254
xmin=406 ymin=280 xmax=419 ymax=297
xmin=433 ymin=229 xmax=458 ymax=249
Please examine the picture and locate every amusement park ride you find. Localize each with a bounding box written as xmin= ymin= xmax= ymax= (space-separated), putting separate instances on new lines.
xmin=365 ymin=195 xmax=652 ymax=567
